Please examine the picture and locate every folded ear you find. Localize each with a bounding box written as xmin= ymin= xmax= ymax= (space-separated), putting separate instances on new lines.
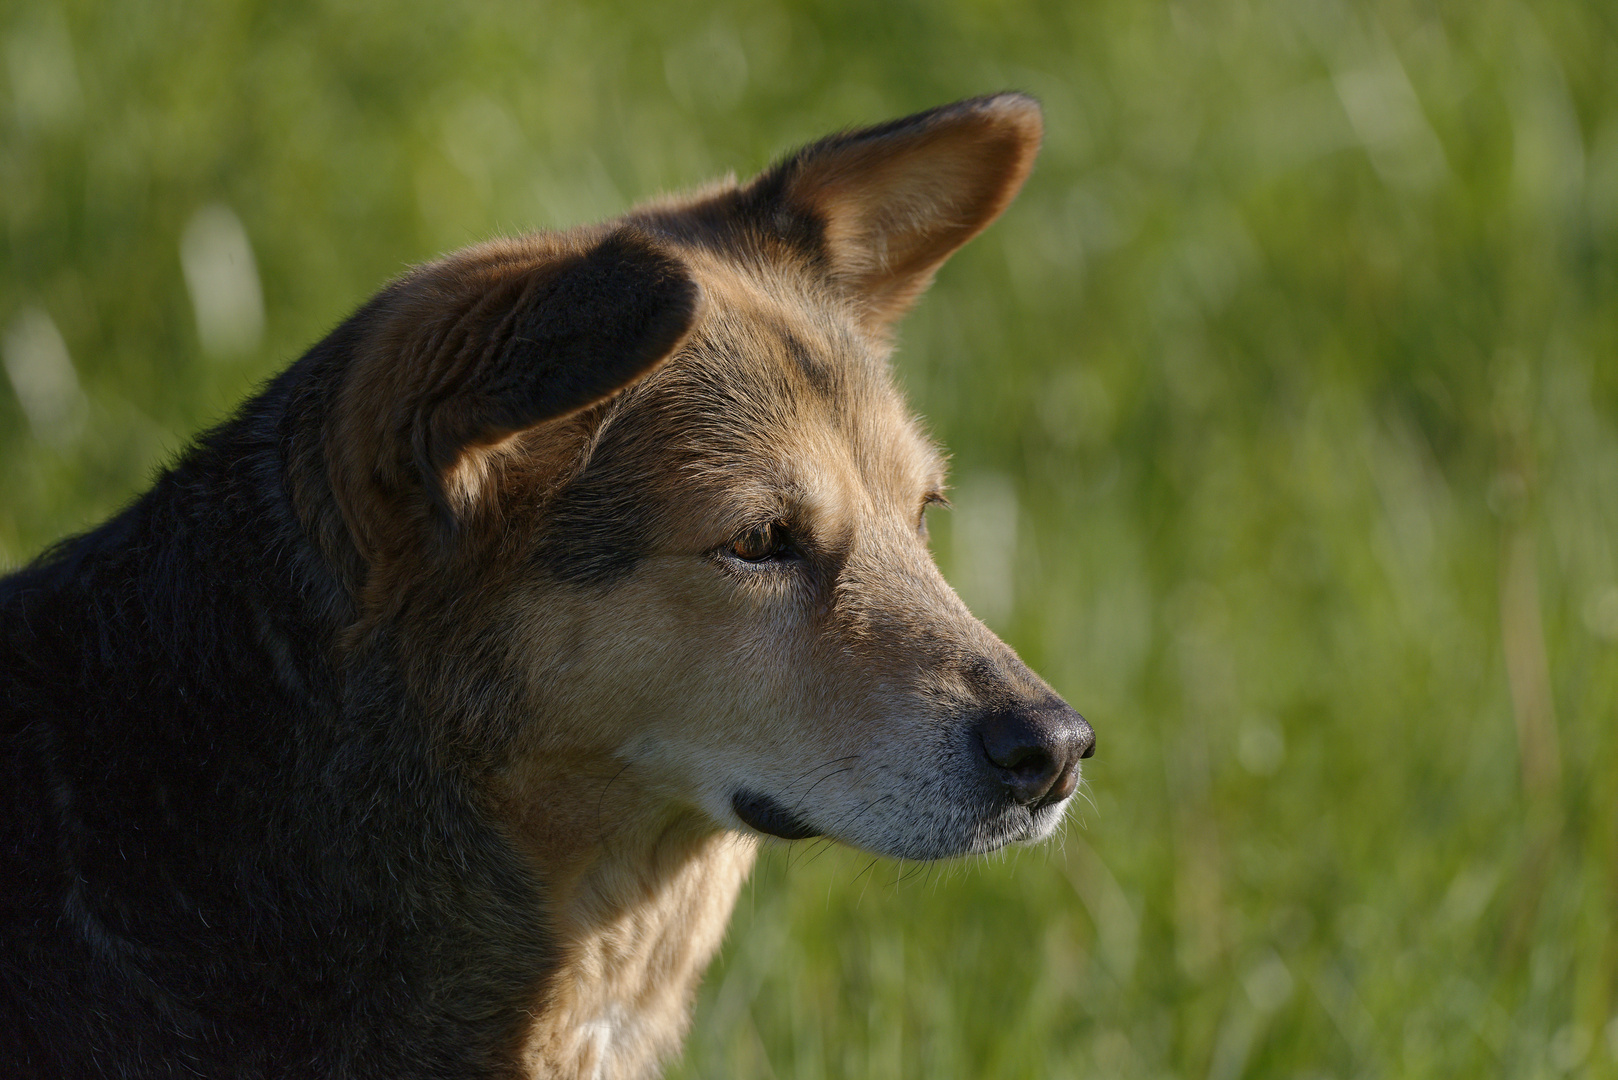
xmin=330 ymin=226 xmax=700 ymax=560
xmin=413 ymin=229 xmax=699 ymax=508
xmin=746 ymin=92 xmax=1042 ymax=332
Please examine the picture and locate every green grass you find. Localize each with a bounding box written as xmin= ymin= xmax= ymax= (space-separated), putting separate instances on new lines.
xmin=4 ymin=1 xmax=1617 ymax=1076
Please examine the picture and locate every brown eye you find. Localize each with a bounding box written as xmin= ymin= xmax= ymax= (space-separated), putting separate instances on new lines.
xmin=730 ymin=523 xmax=782 ymax=562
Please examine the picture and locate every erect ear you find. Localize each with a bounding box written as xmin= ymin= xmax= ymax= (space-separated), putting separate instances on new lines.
xmin=330 ymin=226 xmax=700 ymax=560
xmin=745 ymin=92 xmax=1042 ymax=332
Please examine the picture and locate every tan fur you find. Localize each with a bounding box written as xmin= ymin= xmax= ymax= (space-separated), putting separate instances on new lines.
xmin=301 ymin=94 xmax=1081 ymax=1077
xmin=793 ymin=95 xmax=1042 ymax=330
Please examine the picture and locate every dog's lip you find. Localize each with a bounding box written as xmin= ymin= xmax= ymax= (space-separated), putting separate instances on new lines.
xmin=731 ymin=790 xmax=821 ymax=841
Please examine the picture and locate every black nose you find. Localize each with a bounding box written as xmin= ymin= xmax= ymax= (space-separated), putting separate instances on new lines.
xmin=974 ymin=703 xmax=1094 ymax=808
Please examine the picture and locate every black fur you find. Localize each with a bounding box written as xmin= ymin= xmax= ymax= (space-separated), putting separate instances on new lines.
xmin=0 ymin=335 xmax=561 ymax=1076
xmin=0 ymin=219 xmax=712 ymax=1076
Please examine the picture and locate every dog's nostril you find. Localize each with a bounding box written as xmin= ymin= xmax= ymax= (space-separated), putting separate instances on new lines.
xmin=975 ymin=703 xmax=1090 ymax=808
xmin=989 ymin=742 xmax=1053 ymax=777
xmin=1046 ymin=761 xmax=1079 ymax=803
xmin=995 ymin=745 xmax=1059 ymax=799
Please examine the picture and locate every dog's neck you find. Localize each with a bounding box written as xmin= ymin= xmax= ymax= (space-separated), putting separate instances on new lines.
xmin=493 ymin=766 xmax=758 ymax=1080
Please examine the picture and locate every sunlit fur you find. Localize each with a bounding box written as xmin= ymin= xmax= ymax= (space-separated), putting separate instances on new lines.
xmin=425 ymin=100 xmax=1071 ymax=1076
xmin=0 ymin=94 xmax=1082 ymax=1080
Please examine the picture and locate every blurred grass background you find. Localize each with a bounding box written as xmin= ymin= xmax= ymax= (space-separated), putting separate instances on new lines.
xmin=3 ymin=0 xmax=1617 ymax=1076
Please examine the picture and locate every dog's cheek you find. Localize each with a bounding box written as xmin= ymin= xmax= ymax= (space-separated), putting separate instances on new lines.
xmin=501 ymin=559 xmax=808 ymax=751
xmin=635 ymin=586 xmax=855 ymax=815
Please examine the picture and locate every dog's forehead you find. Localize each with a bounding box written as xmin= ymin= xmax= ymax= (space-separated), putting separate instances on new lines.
xmin=650 ymin=257 xmax=944 ymax=491
xmin=690 ymin=266 xmax=875 ymax=404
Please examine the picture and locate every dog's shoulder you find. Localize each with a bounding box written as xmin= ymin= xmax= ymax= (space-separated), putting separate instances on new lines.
xmin=0 ymin=373 xmax=557 ymax=1075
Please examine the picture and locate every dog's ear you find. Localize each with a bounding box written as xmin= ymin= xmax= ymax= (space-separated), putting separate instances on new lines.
xmin=411 ymin=228 xmax=700 ymax=517
xmin=747 ymin=93 xmax=1042 ymax=332
xmin=330 ymin=226 xmax=700 ymax=561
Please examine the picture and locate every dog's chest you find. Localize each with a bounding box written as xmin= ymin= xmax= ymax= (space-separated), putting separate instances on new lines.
xmin=550 ymin=1004 xmax=651 ymax=1080
xmin=518 ymin=834 xmax=756 ymax=1079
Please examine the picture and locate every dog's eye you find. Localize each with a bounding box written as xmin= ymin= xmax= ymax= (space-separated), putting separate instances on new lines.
xmin=729 ymin=523 xmax=788 ymax=562
xmin=919 ymin=492 xmax=950 ymax=536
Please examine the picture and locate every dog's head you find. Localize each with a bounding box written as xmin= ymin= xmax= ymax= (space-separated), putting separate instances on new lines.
xmin=317 ymin=94 xmax=1092 ymax=860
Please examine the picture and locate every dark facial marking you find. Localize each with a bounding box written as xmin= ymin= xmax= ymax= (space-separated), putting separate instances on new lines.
xmin=627 ymin=181 xmax=830 ymax=272
xmin=777 ymin=325 xmax=839 ymax=398
xmin=530 ymin=406 xmax=662 ymax=587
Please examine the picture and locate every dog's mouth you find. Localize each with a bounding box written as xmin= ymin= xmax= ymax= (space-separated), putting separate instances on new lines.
xmin=731 ymin=790 xmax=821 ymax=841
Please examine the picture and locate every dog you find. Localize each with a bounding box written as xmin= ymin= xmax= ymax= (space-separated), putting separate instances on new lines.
xmin=0 ymin=93 xmax=1093 ymax=1079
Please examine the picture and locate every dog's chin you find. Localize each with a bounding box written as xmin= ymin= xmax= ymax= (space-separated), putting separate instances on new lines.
xmin=970 ymin=800 xmax=1069 ymax=853
xmin=731 ymin=790 xmax=822 ymax=841
xmin=728 ymin=787 xmax=1072 ymax=857
xmin=845 ymin=798 xmax=1074 ymax=861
